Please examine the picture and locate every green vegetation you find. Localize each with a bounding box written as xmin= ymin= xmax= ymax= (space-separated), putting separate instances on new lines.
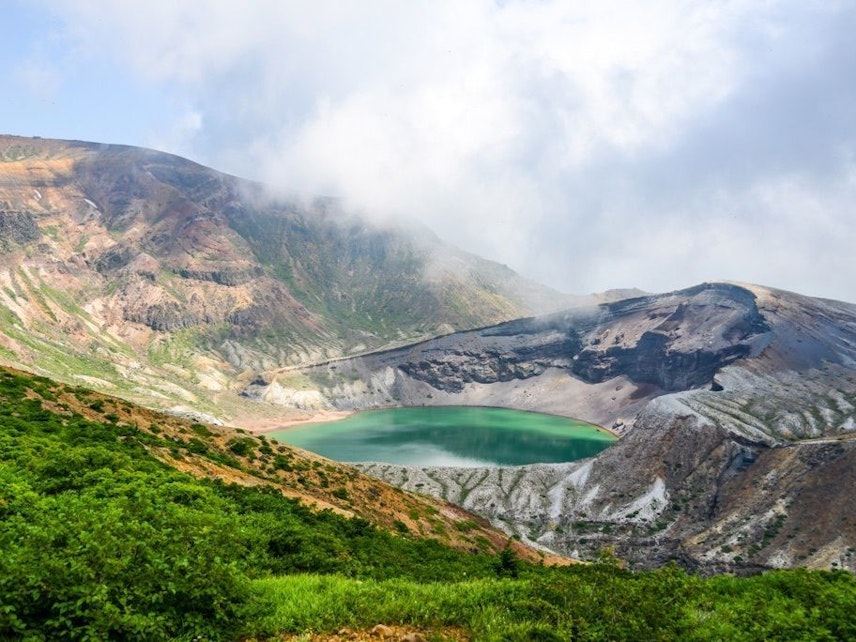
xmin=277 ymin=371 xmax=319 ymax=391
xmin=146 ymin=327 xmax=207 ymax=371
xmin=224 ymin=207 xmax=501 ymax=347
xmin=1 ymin=367 xmax=855 ymax=640
xmin=253 ymin=565 xmax=856 ymax=641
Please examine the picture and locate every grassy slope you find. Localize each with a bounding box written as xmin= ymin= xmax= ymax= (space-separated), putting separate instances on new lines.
xmin=1 ymin=366 xmax=855 ymax=641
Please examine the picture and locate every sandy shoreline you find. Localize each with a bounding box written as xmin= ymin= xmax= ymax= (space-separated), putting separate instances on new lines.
xmin=230 ymin=406 xmax=620 ymax=439
xmin=231 ymin=410 xmax=354 ymax=435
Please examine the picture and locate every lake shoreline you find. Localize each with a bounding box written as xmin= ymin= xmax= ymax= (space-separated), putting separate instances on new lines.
xmin=258 ymin=406 xmax=617 ymax=467
xmin=233 ymin=404 xmax=621 ymax=439
xmin=232 ymin=409 xmax=355 ymax=435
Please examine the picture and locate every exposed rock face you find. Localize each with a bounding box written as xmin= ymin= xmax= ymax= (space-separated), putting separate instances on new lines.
xmin=125 ymin=302 xmax=206 ymax=332
xmin=275 ymin=283 xmax=772 ymax=430
xmin=0 ymin=210 xmax=41 ymax=251
xmin=356 ymin=425 xmax=856 ymax=574
xmin=174 ymin=266 xmax=264 ymax=286
xmin=393 ymin=283 xmax=770 ymax=395
xmin=94 ymin=245 xmax=136 ymax=273
xmin=567 ymin=293 xmax=770 ymax=390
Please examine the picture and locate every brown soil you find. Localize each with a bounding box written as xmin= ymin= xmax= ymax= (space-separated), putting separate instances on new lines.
xmin=232 ymin=410 xmax=355 ymax=434
xmin=257 ymin=624 xmax=470 ymax=641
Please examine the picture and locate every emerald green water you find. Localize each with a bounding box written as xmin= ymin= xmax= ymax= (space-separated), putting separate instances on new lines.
xmin=269 ymin=406 xmax=616 ymax=467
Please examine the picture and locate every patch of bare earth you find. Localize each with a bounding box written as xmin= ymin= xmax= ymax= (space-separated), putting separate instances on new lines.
xmin=257 ymin=624 xmax=470 ymax=641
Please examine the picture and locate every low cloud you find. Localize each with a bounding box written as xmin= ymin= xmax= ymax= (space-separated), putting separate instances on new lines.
xmin=35 ymin=0 xmax=856 ymax=301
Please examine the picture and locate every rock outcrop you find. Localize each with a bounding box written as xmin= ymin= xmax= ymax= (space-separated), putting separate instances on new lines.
xmin=269 ymin=283 xmax=773 ymax=430
xmin=0 ymin=210 xmax=41 ymax=251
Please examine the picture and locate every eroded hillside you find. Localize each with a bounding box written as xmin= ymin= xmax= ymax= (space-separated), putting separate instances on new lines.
xmin=0 ymin=135 xmax=580 ymax=420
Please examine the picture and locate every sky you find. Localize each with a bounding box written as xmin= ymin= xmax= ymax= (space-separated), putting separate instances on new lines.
xmin=2 ymin=1 xmax=856 ymax=302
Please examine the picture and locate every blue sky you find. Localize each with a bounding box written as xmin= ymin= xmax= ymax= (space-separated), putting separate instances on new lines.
xmin=2 ymin=3 xmax=152 ymax=144
xmin=2 ymin=1 xmax=856 ymax=302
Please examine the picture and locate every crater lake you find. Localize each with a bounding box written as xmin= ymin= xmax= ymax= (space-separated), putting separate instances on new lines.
xmin=269 ymin=406 xmax=616 ymax=467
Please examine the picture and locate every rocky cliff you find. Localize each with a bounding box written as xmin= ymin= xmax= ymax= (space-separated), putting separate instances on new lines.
xmin=253 ymin=282 xmax=773 ymax=428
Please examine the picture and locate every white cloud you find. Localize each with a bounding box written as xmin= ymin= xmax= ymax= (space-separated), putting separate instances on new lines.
xmin=37 ymin=0 xmax=856 ymax=301
xmin=14 ymin=58 xmax=62 ymax=100
xmin=149 ymin=107 xmax=204 ymax=160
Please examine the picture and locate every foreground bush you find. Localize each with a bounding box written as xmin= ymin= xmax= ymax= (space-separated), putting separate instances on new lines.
xmin=0 ymin=471 xmax=254 ymax=640
xmin=250 ymin=567 xmax=856 ymax=641
xmin=0 ymin=370 xmax=500 ymax=638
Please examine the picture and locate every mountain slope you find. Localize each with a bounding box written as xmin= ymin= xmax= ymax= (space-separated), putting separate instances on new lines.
xmin=273 ymin=282 xmax=856 ymax=572
xmin=0 ymin=364 xmax=581 ymax=639
xmin=0 ymin=364 xmax=543 ymax=560
xmin=4 ymin=134 xmax=854 ymax=576
xmin=0 ymin=134 xmax=583 ymax=418
xmin=247 ymin=282 xmax=772 ymax=421
xmin=6 ymin=373 xmax=856 ymax=641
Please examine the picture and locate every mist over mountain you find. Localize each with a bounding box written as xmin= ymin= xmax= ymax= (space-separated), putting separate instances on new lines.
xmin=0 ymin=134 xmax=595 ymax=417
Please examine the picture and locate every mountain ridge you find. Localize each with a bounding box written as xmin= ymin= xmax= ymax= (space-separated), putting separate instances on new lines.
xmin=0 ymin=134 xmax=599 ymax=422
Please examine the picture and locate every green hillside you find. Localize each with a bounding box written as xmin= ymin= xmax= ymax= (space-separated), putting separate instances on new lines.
xmin=1 ymin=366 xmax=856 ymax=640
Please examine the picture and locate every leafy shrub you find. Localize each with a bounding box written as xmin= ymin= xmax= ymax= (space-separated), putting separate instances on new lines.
xmin=228 ymin=437 xmax=256 ymax=457
xmin=3 ymin=368 xmax=856 ymax=641
xmin=190 ymin=422 xmax=213 ymax=437
xmin=0 ymin=467 xmax=255 ymax=640
xmin=273 ymin=455 xmax=292 ymax=471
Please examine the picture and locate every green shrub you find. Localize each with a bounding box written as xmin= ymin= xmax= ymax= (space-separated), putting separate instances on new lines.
xmin=228 ymin=437 xmax=256 ymax=457
xmin=0 ymin=470 xmax=255 ymax=640
xmin=190 ymin=422 xmax=213 ymax=437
